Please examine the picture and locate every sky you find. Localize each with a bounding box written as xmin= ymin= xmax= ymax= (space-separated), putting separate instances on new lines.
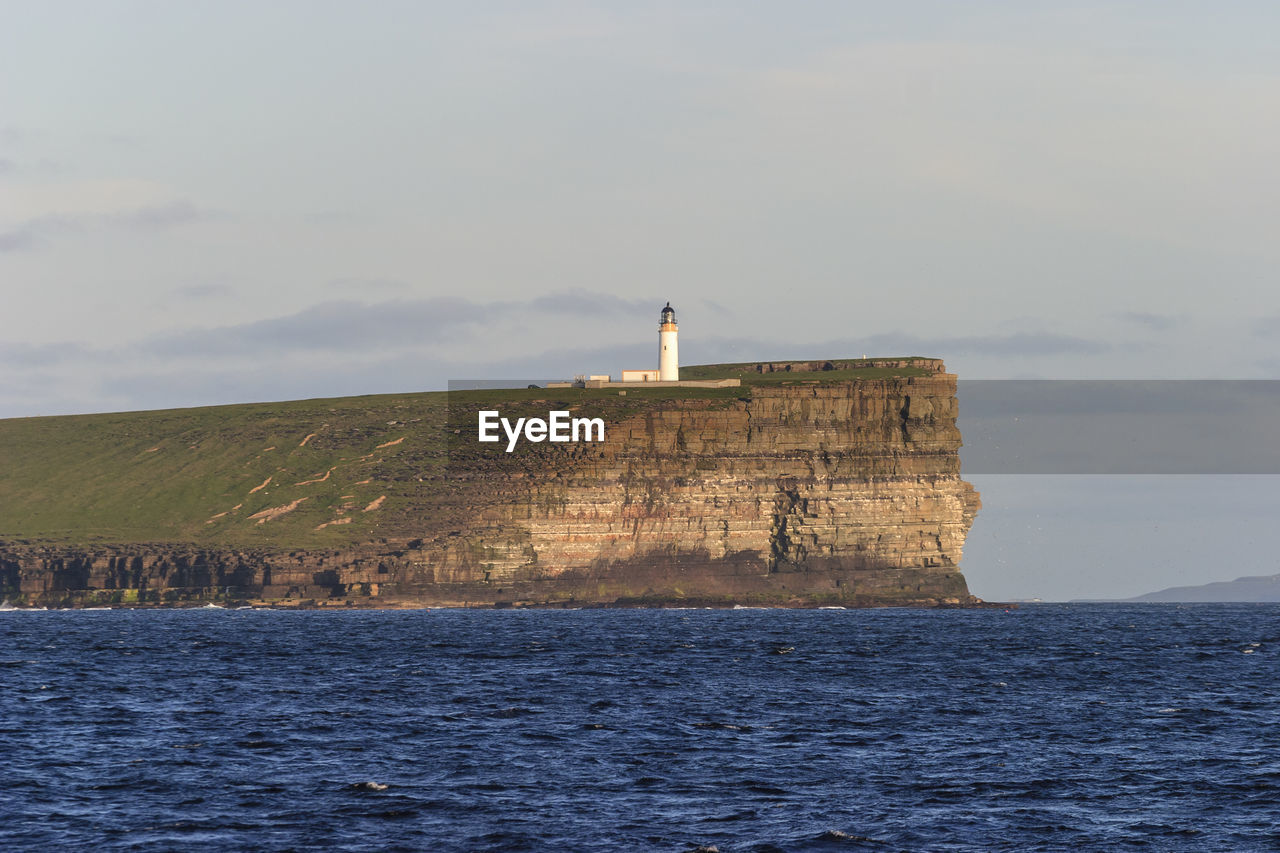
xmin=3 ymin=2 xmax=1278 ymax=599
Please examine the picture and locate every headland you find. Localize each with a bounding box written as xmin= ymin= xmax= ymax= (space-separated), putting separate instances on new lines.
xmin=0 ymin=358 xmax=982 ymax=608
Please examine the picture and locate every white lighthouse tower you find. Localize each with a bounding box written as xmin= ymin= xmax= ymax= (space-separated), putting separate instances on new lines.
xmin=658 ymin=302 xmax=679 ymax=381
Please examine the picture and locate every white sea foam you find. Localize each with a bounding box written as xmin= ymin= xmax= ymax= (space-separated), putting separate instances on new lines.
xmin=0 ymin=603 xmax=48 ymax=612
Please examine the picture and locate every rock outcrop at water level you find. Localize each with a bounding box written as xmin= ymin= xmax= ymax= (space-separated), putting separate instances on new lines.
xmin=0 ymin=360 xmax=981 ymax=608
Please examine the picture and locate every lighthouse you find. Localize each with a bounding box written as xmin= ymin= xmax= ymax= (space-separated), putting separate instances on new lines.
xmin=658 ymin=302 xmax=679 ymax=381
xmin=575 ymin=302 xmax=736 ymax=388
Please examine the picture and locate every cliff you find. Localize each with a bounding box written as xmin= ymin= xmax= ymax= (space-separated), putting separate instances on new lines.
xmin=0 ymin=360 xmax=981 ymax=608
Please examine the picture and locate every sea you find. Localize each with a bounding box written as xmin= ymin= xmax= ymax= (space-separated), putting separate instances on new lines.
xmin=1 ymin=604 xmax=1277 ymax=852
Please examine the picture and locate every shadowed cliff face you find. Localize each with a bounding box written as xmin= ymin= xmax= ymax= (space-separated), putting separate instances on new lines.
xmin=1 ymin=374 xmax=980 ymax=608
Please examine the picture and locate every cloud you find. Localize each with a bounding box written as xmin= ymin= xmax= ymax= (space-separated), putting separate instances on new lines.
xmin=525 ymin=289 xmax=656 ymax=316
xmin=0 ymin=157 xmax=14 ymax=174
xmin=1257 ymin=356 xmax=1280 ymax=377
xmin=0 ymin=341 xmax=94 ymax=368
xmin=112 ymin=200 xmax=220 ymax=229
xmin=165 ymin=298 xmax=491 ymax=357
xmin=1117 ymin=311 xmax=1180 ymax=332
xmin=0 ymin=200 xmax=220 ymax=251
xmin=133 ymin=290 xmax=665 ymax=362
xmin=847 ymin=332 xmax=1110 ymax=359
xmin=700 ymin=298 xmax=735 ymax=318
xmin=0 ymin=215 xmax=80 ymax=252
xmin=1254 ymin=315 xmax=1280 ymax=338
xmin=174 ymin=283 xmax=234 ymax=299
xmin=89 ymin=338 xmax=662 ymax=414
xmin=0 ymin=227 xmax=37 ymax=252
xmin=326 ymin=277 xmax=411 ymax=294
xmin=0 ymin=291 xmax=670 ymax=380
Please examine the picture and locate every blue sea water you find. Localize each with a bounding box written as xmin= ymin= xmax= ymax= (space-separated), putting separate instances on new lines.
xmin=1 ymin=604 xmax=1278 ymax=852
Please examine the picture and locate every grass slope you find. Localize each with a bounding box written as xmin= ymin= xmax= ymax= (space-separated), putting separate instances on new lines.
xmin=0 ymin=360 xmax=932 ymax=549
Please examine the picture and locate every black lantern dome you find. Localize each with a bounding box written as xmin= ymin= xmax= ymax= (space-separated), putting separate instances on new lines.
xmin=660 ymin=302 xmax=676 ymax=326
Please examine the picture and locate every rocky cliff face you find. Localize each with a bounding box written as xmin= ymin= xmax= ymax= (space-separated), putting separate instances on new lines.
xmin=1 ymin=374 xmax=980 ymax=607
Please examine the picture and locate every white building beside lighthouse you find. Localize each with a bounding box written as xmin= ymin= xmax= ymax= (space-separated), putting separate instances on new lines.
xmin=658 ymin=302 xmax=679 ymax=381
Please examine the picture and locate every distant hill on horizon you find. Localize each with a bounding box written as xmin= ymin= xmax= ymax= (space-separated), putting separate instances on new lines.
xmin=1126 ymin=573 xmax=1280 ymax=603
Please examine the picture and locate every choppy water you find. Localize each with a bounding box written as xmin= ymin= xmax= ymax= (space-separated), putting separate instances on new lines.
xmin=2 ymin=604 xmax=1278 ymax=851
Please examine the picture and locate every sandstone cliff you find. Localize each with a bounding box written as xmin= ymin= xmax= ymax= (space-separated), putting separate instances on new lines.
xmin=0 ymin=364 xmax=980 ymax=607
